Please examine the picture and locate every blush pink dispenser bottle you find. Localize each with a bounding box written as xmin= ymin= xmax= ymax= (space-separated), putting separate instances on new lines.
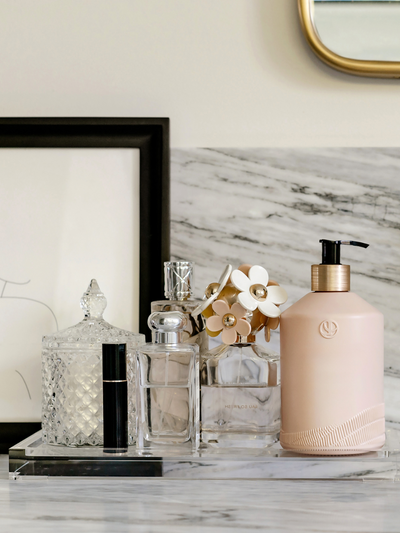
xmin=280 ymin=240 xmax=385 ymax=455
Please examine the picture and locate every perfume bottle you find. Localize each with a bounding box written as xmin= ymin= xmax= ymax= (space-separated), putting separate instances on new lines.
xmin=280 ymin=240 xmax=385 ymax=455
xmin=136 ymin=311 xmax=199 ymax=449
xmin=42 ymin=280 xmax=144 ymax=446
xmin=199 ymin=264 xmax=287 ymax=448
xmin=151 ymin=261 xmax=208 ymax=354
xmin=201 ymin=334 xmax=280 ymax=448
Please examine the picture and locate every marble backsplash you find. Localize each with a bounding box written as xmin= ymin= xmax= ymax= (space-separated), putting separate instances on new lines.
xmin=170 ymin=148 xmax=400 ymax=425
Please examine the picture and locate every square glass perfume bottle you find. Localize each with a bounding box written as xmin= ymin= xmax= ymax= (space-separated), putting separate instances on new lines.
xmin=201 ymin=335 xmax=280 ymax=449
xmin=197 ymin=263 xmax=286 ymax=448
xmin=136 ymin=311 xmax=199 ymax=449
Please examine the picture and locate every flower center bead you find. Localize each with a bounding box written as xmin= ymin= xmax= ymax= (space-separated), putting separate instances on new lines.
xmin=222 ymin=313 xmax=237 ymax=328
xmin=249 ymin=284 xmax=268 ymax=302
xmin=205 ymin=282 xmax=220 ymax=299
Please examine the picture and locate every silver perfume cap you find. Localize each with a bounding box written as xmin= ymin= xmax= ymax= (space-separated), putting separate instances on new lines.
xmin=164 ymin=261 xmax=194 ymax=301
xmin=148 ymin=311 xmax=187 ymax=344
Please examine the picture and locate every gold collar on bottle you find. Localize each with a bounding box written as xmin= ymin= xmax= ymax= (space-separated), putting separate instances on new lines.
xmin=311 ymin=264 xmax=350 ymax=292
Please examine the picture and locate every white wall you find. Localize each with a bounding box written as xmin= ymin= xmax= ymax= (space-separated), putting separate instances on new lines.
xmin=1 ymin=0 xmax=400 ymax=147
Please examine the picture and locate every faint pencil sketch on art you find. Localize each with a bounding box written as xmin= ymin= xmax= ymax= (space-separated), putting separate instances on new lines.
xmin=0 ymin=276 xmax=58 ymax=405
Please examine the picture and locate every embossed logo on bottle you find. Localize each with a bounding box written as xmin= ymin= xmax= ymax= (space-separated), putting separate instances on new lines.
xmin=319 ymin=320 xmax=338 ymax=339
xmin=225 ymin=405 xmax=258 ymax=409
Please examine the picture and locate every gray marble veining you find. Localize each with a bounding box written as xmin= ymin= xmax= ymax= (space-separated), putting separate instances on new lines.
xmin=171 ymin=148 xmax=400 ymax=423
xmin=9 ymin=429 xmax=400 ymax=481
xmin=1 ymin=455 xmax=400 ymax=533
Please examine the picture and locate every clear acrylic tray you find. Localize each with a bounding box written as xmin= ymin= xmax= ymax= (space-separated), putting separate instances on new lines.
xmin=9 ymin=428 xmax=400 ymax=481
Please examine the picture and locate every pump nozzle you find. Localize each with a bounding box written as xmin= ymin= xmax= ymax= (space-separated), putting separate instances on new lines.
xmin=319 ymin=240 xmax=369 ymax=265
xmin=312 ymin=239 xmax=369 ymax=292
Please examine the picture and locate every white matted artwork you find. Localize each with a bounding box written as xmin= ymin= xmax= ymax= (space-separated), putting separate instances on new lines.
xmin=0 ymin=148 xmax=140 ymax=422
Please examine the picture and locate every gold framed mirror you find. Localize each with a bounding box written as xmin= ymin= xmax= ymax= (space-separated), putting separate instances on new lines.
xmin=298 ymin=0 xmax=400 ymax=78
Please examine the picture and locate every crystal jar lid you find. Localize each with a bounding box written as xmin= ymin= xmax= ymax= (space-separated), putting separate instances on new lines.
xmin=42 ymin=279 xmax=144 ymax=350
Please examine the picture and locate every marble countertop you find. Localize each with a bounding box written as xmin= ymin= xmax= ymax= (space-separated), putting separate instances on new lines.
xmin=1 ymin=455 xmax=400 ymax=532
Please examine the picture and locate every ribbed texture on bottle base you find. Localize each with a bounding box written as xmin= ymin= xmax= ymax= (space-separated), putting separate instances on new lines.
xmin=280 ymin=404 xmax=385 ymax=454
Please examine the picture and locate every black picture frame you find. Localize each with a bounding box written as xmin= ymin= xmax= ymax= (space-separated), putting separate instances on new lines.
xmin=0 ymin=117 xmax=170 ymax=452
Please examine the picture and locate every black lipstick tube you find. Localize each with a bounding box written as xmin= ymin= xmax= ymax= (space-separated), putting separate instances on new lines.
xmin=102 ymin=343 xmax=128 ymax=453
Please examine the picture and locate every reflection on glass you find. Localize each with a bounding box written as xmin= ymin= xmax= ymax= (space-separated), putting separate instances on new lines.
xmin=314 ymin=1 xmax=400 ymax=61
xmin=136 ymin=346 xmax=199 ymax=448
xmin=201 ymin=343 xmax=280 ymax=448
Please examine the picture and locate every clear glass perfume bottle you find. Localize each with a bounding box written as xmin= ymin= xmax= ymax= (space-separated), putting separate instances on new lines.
xmin=151 ymin=261 xmax=208 ymax=354
xmin=201 ymin=336 xmax=280 ymax=448
xmin=136 ymin=311 xmax=199 ymax=449
xmin=42 ymin=280 xmax=144 ymax=446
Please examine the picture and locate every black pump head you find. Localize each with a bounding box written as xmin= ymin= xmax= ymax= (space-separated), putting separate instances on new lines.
xmin=320 ymin=240 xmax=369 ymax=265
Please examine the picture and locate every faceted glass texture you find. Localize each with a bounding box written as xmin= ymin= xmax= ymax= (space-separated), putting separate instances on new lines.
xmin=136 ymin=343 xmax=199 ymax=449
xmin=41 ymin=280 xmax=144 ymax=447
xmin=201 ymin=342 xmax=280 ymax=448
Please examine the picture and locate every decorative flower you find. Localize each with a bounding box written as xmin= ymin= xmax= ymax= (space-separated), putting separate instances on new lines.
xmin=231 ymin=265 xmax=287 ymax=318
xmin=264 ymin=316 xmax=280 ymax=343
xmin=206 ymin=300 xmax=251 ymax=345
xmin=191 ymin=264 xmax=232 ymax=318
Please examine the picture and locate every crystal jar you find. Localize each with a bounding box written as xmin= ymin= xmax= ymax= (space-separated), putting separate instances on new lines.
xmin=41 ymin=280 xmax=144 ymax=446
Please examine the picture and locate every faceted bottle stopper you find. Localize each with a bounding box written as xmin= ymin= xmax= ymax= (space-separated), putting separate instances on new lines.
xmin=164 ymin=261 xmax=194 ymax=301
xmin=80 ymin=279 xmax=107 ymax=319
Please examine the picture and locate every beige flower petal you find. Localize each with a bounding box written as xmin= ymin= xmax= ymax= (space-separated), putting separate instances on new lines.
xmin=221 ymin=327 xmax=237 ymax=345
xmin=265 ymin=326 xmax=271 ymax=343
xmin=212 ymin=299 xmax=230 ymax=317
xmin=231 ymin=302 xmax=247 ymax=320
xmin=206 ymin=315 xmax=223 ymax=332
xmin=236 ymin=318 xmax=251 ymax=337
xmin=206 ymin=327 xmax=221 ymax=338
xmin=268 ymin=317 xmax=280 ymax=330
xmin=238 ymin=264 xmax=252 ymax=276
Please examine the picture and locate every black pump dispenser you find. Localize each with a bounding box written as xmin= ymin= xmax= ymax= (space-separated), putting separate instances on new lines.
xmin=320 ymin=240 xmax=369 ymax=265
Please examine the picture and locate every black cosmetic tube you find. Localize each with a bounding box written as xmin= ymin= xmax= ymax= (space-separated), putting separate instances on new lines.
xmin=102 ymin=343 xmax=128 ymax=453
